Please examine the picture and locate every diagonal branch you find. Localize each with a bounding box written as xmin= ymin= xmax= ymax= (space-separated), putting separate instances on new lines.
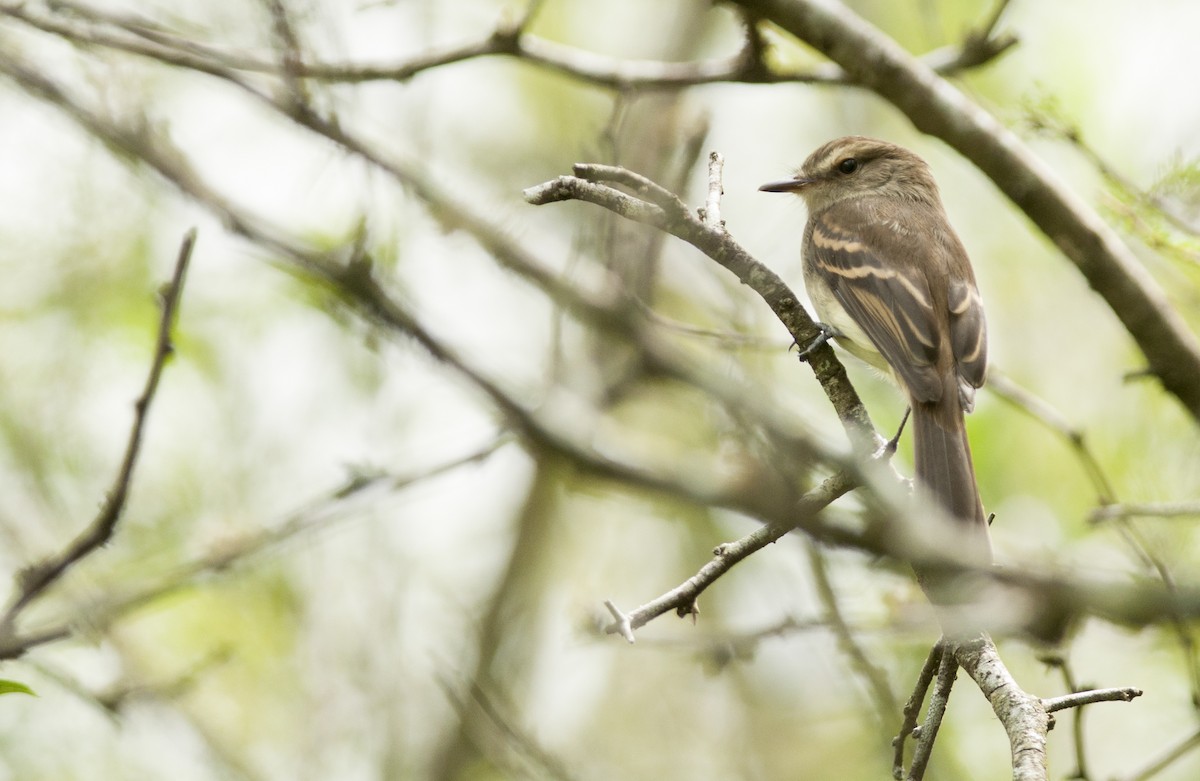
xmin=602 ymin=471 xmax=858 ymax=641
xmin=907 ymin=644 xmax=959 ymax=781
xmin=0 ymin=229 xmax=196 ymax=636
xmin=893 ymin=641 xmax=944 ymax=778
xmin=954 ymin=636 xmax=1049 ymax=781
xmin=525 ymin=170 xmax=878 ymax=450
xmin=731 ymin=0 xmax=1200 ymax=424
xmin=0 ymin=440 xmax=506 ymax=661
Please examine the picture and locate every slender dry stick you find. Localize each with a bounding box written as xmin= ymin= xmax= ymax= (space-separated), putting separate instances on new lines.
xmin=1042 ymin=687 xmax=1143 ymax=713
xmin=0 ymin=229 xmax=197 ymax=636
xmin=0 ymin=440 xmax=505 ymax=660
xmin=1036 ymin=658 xmax=1143 ymax=781
xmin=894 ymin=641 xmax=945 ymax=779
xmin=603 ymin=470 xmax=858 ymax=641
xmin=908 ymin=646 xmax=958 ymax=781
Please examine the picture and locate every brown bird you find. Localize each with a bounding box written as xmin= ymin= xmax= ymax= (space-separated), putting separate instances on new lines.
xmin=760 ymin=136 xmax=991 ymax=593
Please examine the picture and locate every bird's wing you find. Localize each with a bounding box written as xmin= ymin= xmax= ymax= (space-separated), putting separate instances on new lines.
xmin=806 ymin=201 xmax=944 ymax=404
xmin=948 ymin=278 xmax=987 ymax=392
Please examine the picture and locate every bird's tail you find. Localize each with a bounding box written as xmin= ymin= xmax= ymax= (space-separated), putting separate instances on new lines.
xmin=911 ymin=395 xmax=991 ymax=602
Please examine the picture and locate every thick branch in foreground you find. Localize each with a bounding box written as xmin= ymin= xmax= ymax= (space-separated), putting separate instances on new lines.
xmin=732 ymin=0 xmax=1200 ymax=423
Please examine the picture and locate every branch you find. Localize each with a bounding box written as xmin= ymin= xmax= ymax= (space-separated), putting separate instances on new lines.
xmin=2 ymin=0 xmax=1014 ymax=93
xmin=0 ymin=229 xmax=196 ymax=635
xmin=987 ymin=371 xmax=1116 ymax=503
xmin=525 ymin=167 xmax=877 ymax=451
xmin=1042 ymin=687 xmax=1142 ymax=713
xmin=0 ymin=440 xmax=505 ymax=660
xmin=954 ymin=636 xmax=1049 ymax=781
xmin=731 ymin=0 xmax=1200 ymax=424
xmin=893 ymin=641 xmax=944 ymax=779
xmin=9 ymin=31 xmax=1200 ymax=645
xmin=907 ymin=645 xmax=958 ymax=781
xmin=602 ymin=471 xmax=857 ymax=641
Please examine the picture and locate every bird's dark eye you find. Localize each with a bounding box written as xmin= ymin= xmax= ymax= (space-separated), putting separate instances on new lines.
xmin=837 ymin=158 xmax=859 ymax=174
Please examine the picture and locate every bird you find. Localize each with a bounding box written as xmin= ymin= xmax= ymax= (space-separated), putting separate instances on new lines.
xmin=760 ymin=136 xmax=991 ymax=597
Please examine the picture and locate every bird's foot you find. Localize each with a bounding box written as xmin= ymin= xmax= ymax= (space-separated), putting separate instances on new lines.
xmin=795 ymin=322 xmax=840 ymax=363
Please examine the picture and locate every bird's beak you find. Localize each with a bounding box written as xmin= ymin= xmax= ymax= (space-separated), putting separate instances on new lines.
xmin=758 ymin=177 xmax=812 ymax=193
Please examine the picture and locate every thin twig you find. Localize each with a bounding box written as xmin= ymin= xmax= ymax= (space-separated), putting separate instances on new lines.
xmin=908 ymin=645 xmax=958 ymax=781
xmin=602 ymin=471 xmax=857 ymax=640
xmin=1038 ymin=653 xmax=1092 ymax=780
xmin=893 ymin=641 xmax=944 ymax=779
xmin=1 ymin=0 xmax=1014 ymax=93
xmin=1042 ymin=687 xmax=1143 ymax=713
xmin=0 ymin=440 xmax=505 ymax=660
xmin=0 ymin=229 xmax=197 ymax=635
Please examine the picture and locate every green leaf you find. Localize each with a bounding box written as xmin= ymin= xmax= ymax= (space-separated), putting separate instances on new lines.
xmin=0 ymin=679 xmax=35 ymax=697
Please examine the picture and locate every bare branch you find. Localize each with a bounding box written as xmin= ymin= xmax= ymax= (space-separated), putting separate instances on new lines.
xmin=893 ymin=642 xmax=944 ymax=779
xmin=908 ymin=645 xmax=958 ymax=781
xmin=1042 ymin=687 xmax=1143 ymax=713
xmin=602 ymin=471 xmax=857 ymax=640
xmin=526 ymin=169 xmax=878 ymax=451
xmin=0 ymin=229 xmax=196 ymax=637
xmin=0 ymin=441 xmax=505 ymax=660
xmin=732 ymin=0 xmax=1200 ymax=423
xmin=3 ymin=0 xmax=1013 ymax=93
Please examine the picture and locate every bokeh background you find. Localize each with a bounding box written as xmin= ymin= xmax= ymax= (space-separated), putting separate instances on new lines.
xmin=1 ymin=0 xmax=1199 ymax=779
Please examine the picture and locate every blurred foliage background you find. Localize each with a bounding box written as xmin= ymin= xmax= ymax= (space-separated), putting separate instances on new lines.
xmin=0 ymin=0 xmax=1199 ymax=779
